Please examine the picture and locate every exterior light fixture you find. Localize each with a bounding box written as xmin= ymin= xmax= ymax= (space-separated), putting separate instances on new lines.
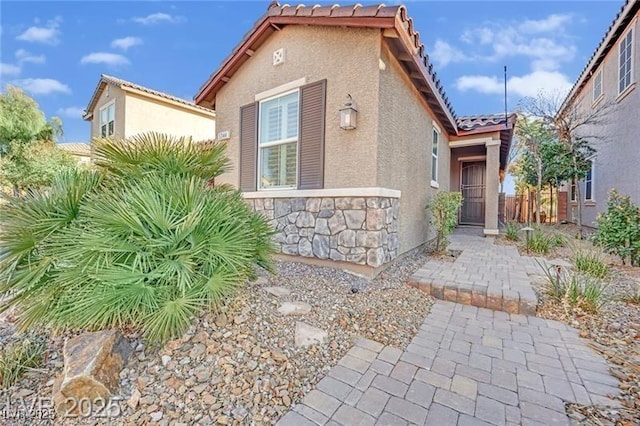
xmin=521 ymin=226 xmax=534 ymax=253
xmin=340 ymin=94 xmax=357 ymax=130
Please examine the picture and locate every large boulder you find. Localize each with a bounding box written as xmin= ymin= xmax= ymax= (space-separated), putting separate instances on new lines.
xmin=53 ymin=330 xmax=131 ymax=415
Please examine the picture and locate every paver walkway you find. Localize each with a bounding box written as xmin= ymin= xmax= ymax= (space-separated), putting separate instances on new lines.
xmin=278 ymin=230 xmax=620 ymax=425
xmin=279 ymin=301 xmax=620 ymax=426
xmin=409 ymin=230 xmax=542 ymax=315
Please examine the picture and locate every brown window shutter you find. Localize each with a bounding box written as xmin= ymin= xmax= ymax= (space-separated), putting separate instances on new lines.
xmin=239 ymin=102 xmax=258 ymax=192
xmin=298 ymin=79 xmax=327 ymax=190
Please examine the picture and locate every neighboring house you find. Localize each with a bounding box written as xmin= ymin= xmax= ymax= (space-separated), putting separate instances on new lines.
xmin=57 ymin=142 xmax=92 ymax=164
xmin=194 ymin=2 xmax=515 ymax=276
xmin=559 ymin=0 xmax=639 ymax=228
xmin=83 ymin=74 xmax=216 ymax=141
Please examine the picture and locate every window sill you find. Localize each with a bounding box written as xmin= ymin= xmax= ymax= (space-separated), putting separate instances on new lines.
xmin=430 ymin=181 xmax=440 ymax=189
xmin=592 ymin=94 xmax=604 ymax=109
xmin=243 ymin=187 xmax=402 ymax=199
xmin=585 ymin=200 xmax=596 ymax=206
xmin=616 ymin=82 xmax=636 ymax=103
xmin=570 ymin=201 xmax=578 ymax=205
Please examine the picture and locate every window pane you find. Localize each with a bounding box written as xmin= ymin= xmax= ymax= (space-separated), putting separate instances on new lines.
xmin=108 ymin=104 xmax=115 ymax=121
xmin=260 ymin=92 xmax=298 ymax=144
xmin=260 ymin=142 xmax=297 ymax=188
xmin=108 ymin=121 xmax=114 ymax=136
xmin=100 ymin=108 xmax=107 ymax=125
xmin=432 ymin=130 xmax=438 ymax=156
xmin=431 ymin=156 xmax=437 ymax=181
xmin=101 ymin=124 xmax=107 ymax=137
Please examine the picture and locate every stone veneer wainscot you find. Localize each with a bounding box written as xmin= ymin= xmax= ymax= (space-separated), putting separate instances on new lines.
xmin=243 ymin=188 xmax=400 ymax=268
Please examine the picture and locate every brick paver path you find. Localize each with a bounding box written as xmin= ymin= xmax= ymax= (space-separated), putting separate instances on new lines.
xmin=409 ymin=231 xmax=542 ymax=315
xmin=279 ymin=301 xmax=620 ymax=426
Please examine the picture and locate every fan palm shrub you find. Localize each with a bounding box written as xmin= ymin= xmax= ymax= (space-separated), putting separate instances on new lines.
xmin=0 ymin=133 xmax=274 ymax=342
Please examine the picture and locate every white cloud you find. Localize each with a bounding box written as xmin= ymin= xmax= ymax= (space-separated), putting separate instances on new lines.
xmin=0 ymin=63 xmax=21 ymax=76
xmin=15 ymin=49 xmax=46 ymax=64
xmin=456 ymin=70 xmax=572 ymax=98
xmin=110 ymin=36 xmax=143 ymax=51
xmin=80 ymin=52 xmax=130 ymax=67
xmin=430 ymin=40 xmax=466 ymax=68
xmin=13 ymin=78 xmax=71 ymax=95
xmin=16 ymin=17 xmax=62 ymax=45
xmin=132 ymin=12 xmax=185 ymax=25
xmin=519 ymin=14 xmax=572 ymax=34
xmin=57 ymin=106 xmax=84 ymax=118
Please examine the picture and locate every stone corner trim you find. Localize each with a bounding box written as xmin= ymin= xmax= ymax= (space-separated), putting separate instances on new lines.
xmin=246 ymin=193 xmax=400 ymax=268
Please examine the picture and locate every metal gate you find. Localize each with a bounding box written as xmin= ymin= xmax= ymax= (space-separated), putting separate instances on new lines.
xmin=460 ymin=161 xmax=486 ymax=225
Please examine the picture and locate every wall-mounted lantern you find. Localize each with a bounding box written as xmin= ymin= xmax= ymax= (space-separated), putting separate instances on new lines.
xmin=339 ymin=94 xmax=357 ymax=130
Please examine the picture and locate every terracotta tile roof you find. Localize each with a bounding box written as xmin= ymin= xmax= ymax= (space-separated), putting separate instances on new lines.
xmin=456 ymin=114 xmax=516 ymax=132
xmin=84 ymin=74 xmax=215 ymax=119
xmin=57 ymin=142 xmax=91 ymax=156
xmin=560 ymin=0 xmax=639 ymax=113
xmin=195 ymin=1 xmax=458 ymax=133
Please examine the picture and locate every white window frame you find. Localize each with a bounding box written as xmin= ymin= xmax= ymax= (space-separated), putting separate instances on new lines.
xmin=592 ymin=68 xmax=603 ymax=103
xmin=570 ymin=179 xmax=577 ymax=203
xmin=99 ymin=101 xmax=115 ymax=138
xmin=257 ymin=89 xmax=299 ymax=191
xmin=585 ymin=159 xmax=595 ymax=202
xmin=618 ymin=28 xmax=634 ymax=95
xmin=431 ymin=125 xmax=440 ymax=188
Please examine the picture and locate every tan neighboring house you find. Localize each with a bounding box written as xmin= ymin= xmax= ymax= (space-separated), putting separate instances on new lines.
xmin=57 ymin=143 xmax=92 ymax=164
xmin=195 ymin=2 xmax=515 ymax=275
xmin=83 ymin=74 xmax=216 ymax=141
xmin=559 ymin=0 xmax=639 ymax=228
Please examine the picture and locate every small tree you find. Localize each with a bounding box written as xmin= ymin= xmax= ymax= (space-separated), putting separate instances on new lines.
xmin=520 ymin=92 xmax=612 ymax=237
xmin=427 ymin=192 xmax=463 ymax=252
xmin=0 ymin=86 xmax=67 ymax=195
xmin=594 ymin=189 xmax=640 ymax=266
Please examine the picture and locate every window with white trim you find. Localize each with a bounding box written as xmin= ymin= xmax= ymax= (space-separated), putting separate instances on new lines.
xmin=100 ymin=103 xmax=115 ymax=137
xmin=570 ymin=179 xmax=576 ymax=202
xmin=585 ymin=160 xmax=595 ymax=201
xmin=619 ymin=29 xmax=634 ymax=94
xmin=593 ymin=69 xmax=602 ymax=102
xmin=431 ymin=128 xmax=439 ymax=183
xmin=258 ymin=90 xmax=299 ymax=189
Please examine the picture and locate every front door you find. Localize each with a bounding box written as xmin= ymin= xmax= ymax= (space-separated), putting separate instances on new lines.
xmin=460 ymin=161 xmax=486 ymax=225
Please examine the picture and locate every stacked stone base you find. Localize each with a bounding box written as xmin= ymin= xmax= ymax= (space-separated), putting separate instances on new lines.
xmin=246 ymin=194 xmax=400 ymax=268
xmin=408 ymin=275 xmax=537 ymax=315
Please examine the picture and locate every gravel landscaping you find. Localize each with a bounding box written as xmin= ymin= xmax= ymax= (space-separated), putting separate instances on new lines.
xmin=0 ymin=248 xmax=432 ymax=425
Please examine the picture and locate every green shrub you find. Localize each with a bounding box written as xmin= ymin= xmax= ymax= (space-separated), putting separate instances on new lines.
xmin=0 ymin=334 xmax=46 ymax=388
xmin=551 ymin=233 xmax=567 ymax=248
xmin=539 ymin=260 xmax=607 ymax=313
xmin=593 ymin=189 xmax=640 ymax=266
xmin=572 ymin=249 xmax=609 ymax=279
xmin=504 ymin=222 xmax=520 ymax=241
xmin=426 ymin=192 xmax=463 ymax=252
xmin=0 ymin=133 xmax=275 ymax=342
xmin=526 ymin=229 xmax=552 ymax=254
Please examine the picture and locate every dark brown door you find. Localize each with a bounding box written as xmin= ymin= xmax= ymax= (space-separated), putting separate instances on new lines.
xmin=460 ymin=161 xmax=486 ymax=225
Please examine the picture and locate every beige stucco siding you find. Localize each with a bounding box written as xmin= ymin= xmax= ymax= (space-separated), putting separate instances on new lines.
xmin=376 ymin=44 xmax=451 ymax=253
xmin=90 ymin=85 xmax=126 ymax=140
xmin=214 ymin=25 xmax=381 ymax=188
xmin=123 ymin=93 xmax=215 ymax=141
xmin=570 ymin=12 xmax=640 ymax=227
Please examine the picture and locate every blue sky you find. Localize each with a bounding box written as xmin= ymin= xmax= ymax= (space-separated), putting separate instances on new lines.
xmin=0 ymin=1 xmax=622 ymax=149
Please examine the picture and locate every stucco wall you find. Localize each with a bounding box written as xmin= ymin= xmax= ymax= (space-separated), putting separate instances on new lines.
xmin=213 ymin=25 xmax=382 ymax=189
xmin=123 ymin=93 xmax=216 ymax=141
xmin=90 ymin=85 xmax=126 ymax=140
xmin=571 ymin=12 xmax=640 ymax=228
xmin=376 ymin=45 xmax=451 ymax=253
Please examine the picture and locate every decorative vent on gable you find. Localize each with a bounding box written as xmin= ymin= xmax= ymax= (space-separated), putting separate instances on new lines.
xmin=273 ymin=48 xmax=285 ymax=66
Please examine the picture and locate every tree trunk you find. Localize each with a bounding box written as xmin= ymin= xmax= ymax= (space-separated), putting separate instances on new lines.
xmin=550 ymin=185 xmax=554 ymax=224
xmin=536 ymin=159 xmax=542 ymax=226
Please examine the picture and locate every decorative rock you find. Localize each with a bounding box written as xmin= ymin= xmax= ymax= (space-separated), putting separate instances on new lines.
xmin=274 ymin=199 xmax=291 ymax=218
xmin=306 ymin=198 xmax=321 ymax=212
xmin=312 ymin=235 xmax=330 ymax=259
xmin=278 ymin=302 xmax=312 ymax=316
xmin=298 ymin=238 xmax=313 ymax=257
xmin=127 ymin=389 xmax=141 ymax=409
xmin=53 ymin=330 xmax=131 ymax=415
xmin=263 ymin=286 xmax=292 ymax=297
xmin=344 ymin=210 xmax=366 ymax=229
xmin=608 ymin=322 xmax=622 ymax=332
xmin=336 ymin=197 xmax=366 ymax=210
xmin=366 ymin=247 xmax=385 ymax=267
xmin=330 ymin=249 xmax=346 ymax=262
xmin=320 ymin=198 xmax=335 ymax=210
xmin=366 ymin=209 xmax=386 ymax=230
xmin=295 ymin=322 xmax=328 ymax=347
xmin=291 ymin=198 xmax=306 ymax=212
xmin=356 ymin=230 xmax=383 ymax=248
xmin=161 ymin=355 xmax=171 ymax=367
xmin=282 ymin=244 xmax=298 ymax=255
xmin=150 ymin=411 xmax=163 ymax=421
